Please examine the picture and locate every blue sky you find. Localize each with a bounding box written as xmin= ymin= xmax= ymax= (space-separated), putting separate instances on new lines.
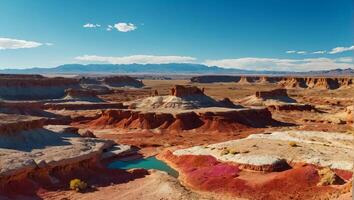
xmin=0 ymin=0 xmax=352 ymax=71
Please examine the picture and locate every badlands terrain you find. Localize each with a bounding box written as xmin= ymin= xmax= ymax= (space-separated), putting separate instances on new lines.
xmin=0 ymin=74 xmax=353 ymax=200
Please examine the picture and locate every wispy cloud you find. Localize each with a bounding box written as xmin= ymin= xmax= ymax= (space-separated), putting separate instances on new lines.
xmin=286 ymin=50 xmax=296 ymax=54
xmin=0 ymin=37 xmax=44 ymax=50
xmin=329 ymin=45 xmax=354 ymax=54
xmin=75 ymin=55 xmax=196 ymax=64
xmin=106 ymin=25 xmax=113 ymax=31
xmin=83 ymin=23 xmax=101 ymax=28
xmin=285 ymin=50 xmax=307 ymax=54
xmin=286 ymin=45 xmax=354 ymax=55
xmin=204 ymin=57 xmax=353 ymax=71
xmin=312 ymin=50 xmax=326 ymax=54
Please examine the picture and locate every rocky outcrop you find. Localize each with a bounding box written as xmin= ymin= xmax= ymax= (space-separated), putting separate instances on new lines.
xmin=238 ymin=89 xmax=298 ymax=106
xmin=170 ymin=85 xmax=204 ymax=97
xmin=103 ymin=76 xmax=144 ymax=88
xmin=0 ymin=75 xmax=80 ymax=100
xmin=190 ymin=75 xmax=241 ymax=83
xmin=42 ymin=102 xmax=126 ymax=110
xmin=64 ymin=88 xmax=104 ymax=102
xmin=0 ymin=123 xmax=131 ymax=192
xmin=0 ymin=114 xmax=45 ymax=135
xmin=172 ymin=131 xmax=354 ymax=171
xmin=130 ymin=85 xmax=241 ymax=110
xmin=255 ymin=89 xmax=288 ymax=99
xmin=190 ymin=75 xmax=354 ymax=90
xmin=267 ymin=104 xmax=315 ymax=111
xmin=87 ymin=108 xmax=277 ymax=131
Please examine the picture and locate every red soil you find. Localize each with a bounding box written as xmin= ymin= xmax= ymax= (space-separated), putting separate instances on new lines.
xmin=161 ymin=151 xmax=351 ymax=200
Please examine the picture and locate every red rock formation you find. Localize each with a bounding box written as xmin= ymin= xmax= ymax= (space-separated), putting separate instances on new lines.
xmin=267 ymin=104 xmax=315 ymax=111
xmin=87 ymin=108 xmax=276 ymax=131
xmin=191 ymin=75 xmax=354 ymax=90
xmin=42 ymin=102 xmax=125 ymax=110
xmin=80 ymin=130 xmax=97 ymax=138
xmin=238 ymin=76 xmax=261 ymax=84
xmin=161 ymin=151 xmax=350 ymax=200
xmin=170 ymin=85 xmax=204 ymax=97
xmin=255 ymin=89 xmax=288 ymax=99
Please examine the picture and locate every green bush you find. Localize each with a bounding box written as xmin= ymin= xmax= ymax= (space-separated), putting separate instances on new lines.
xmin=70 ymin=179 xmax=88 ymax=192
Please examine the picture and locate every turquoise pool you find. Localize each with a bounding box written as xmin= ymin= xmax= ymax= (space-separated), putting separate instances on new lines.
xmin=108 ymin=156 xmax=179 ymax=178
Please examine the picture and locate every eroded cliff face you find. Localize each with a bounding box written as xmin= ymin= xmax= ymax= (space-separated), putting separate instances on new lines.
xmin=0 ymin=115 xmax=131 ymax=196
xmin=191 ymin=75 xmax=354 ymax=90
xmin=0 ymin=114 xmax=45 ymax=135
xmin=0 ymin=75 xmax=80 ymax=100
xmin=87 ymin=107 xmax=276 ymax=131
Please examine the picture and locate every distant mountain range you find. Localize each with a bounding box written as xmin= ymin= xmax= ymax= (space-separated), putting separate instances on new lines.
xmin=0 ymin=63 xmax=353 ymax=76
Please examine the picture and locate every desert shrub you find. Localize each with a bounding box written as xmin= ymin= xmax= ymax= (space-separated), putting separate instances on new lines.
xmin=220 ymin=149 xmax=230 ymax=156
xmin=70 ymin=179 xmax=88 ymax=192
xmin=230 ymin=149 xmax=240 ymax=155
xmin=317 ymin=168 xmax=342 ymax=186
xmin=288 ymin=141 xmax=297 ymax=147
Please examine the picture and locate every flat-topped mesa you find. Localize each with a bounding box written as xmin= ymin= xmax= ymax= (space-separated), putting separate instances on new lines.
xmin=255 ymin=89 xmax=288 ymax=99
xmin=102 ymin=75 xmax=144 ymax=88
xmin=0 ymin=114 xmax=45 ymax=135
xmin=0 ymin=75 xmax=80 ymax=100
xmin=170 ymin=85 xmax=205 ymax=97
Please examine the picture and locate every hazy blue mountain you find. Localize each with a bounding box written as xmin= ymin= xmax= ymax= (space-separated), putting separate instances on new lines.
xmin=0 ymin=63 xmax=352 ymax=75
xmin=0 ymin=63 xmax=285 ymax=74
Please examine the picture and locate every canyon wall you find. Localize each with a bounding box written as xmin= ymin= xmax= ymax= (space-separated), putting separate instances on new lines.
xmin=191 ymin=76 xmax=354 ymax=89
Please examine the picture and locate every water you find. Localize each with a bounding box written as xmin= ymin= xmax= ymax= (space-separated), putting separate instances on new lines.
xmin=108 ymin=156 xmax=179 ymax=178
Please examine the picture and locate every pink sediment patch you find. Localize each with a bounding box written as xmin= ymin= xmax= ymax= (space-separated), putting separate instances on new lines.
xmin=161 ymin=151 xmax=349 ymax=200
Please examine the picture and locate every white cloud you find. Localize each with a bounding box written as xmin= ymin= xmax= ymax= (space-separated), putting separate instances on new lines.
xmin=113 ymin=22 xmax=137 ymax=32
xmin=329 ymin=45 xmax=354 ymax=54
xmin=312 ymin=50 xmax=326 ymax=54
xmin=45 ymin=42 xmax=54 ymax=46
xmin=75 ymin=55 xmax=196 ymax=64
xmin=0 ymin=37 xmax=43 ymax=50
xmin=204 ymin=57 xmax=353 ymax=71
xmin=286 ymin=50 xmax=296 ymax=54
xmin=83 ymin=23 xmax=101 ymax=28
xmin=285 ymin=50 xmax=307 ymax=54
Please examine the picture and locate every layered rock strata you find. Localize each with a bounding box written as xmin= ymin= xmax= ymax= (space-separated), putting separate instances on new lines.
xmin=87 ymin=107 xmax=276 ymax=130
xmin=191 ymin=75 xmax=354 ymax=89
xmin=0 ymin=75 xmax=80 ymax=100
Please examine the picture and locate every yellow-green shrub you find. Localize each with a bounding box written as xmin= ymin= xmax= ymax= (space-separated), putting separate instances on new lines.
xmin=70 ymin=179 xmax=88 ymax=192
